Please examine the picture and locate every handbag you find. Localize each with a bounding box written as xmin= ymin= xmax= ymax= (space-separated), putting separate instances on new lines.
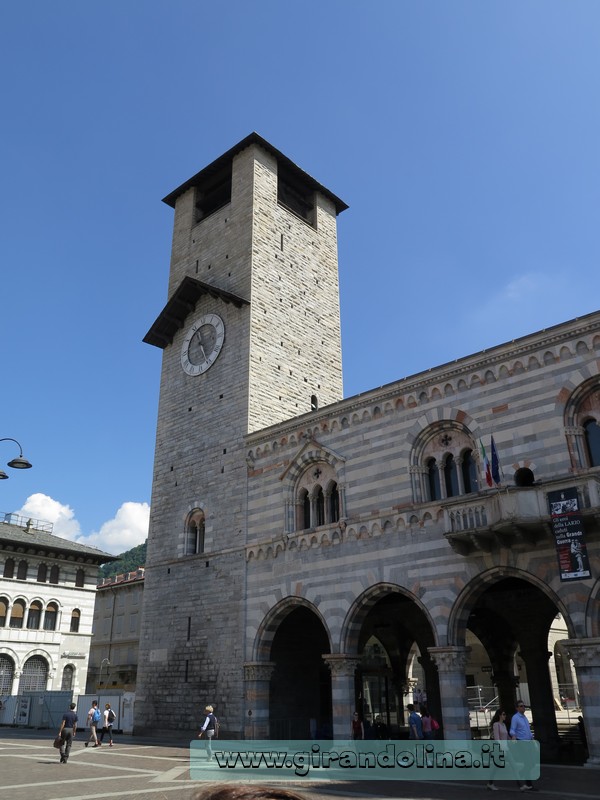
xmin=53 ymin=734 xmax=62 ymax=749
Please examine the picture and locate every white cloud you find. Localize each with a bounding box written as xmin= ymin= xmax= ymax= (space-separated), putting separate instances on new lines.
xmin=16 ymin=493 xmax=81 ymax=540
xmin=84 ymin=502 xmax=150 ymax=555
xmin=15 ymin=494 xmax=149 ymax=556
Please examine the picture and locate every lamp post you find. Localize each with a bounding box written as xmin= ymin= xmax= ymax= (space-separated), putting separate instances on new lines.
xmin=98 ymin=658 xmax=111 ymax=689
xmin=0 ymin=438 xmax=33 ymax=480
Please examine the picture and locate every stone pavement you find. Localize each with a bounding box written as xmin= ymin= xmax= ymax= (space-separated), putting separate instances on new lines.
xmin=0 ymin=728 xmax=598 ymax=800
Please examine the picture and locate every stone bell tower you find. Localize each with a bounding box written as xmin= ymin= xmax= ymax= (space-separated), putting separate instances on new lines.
xmin=135 ymin=133 xmax=348 ymax=733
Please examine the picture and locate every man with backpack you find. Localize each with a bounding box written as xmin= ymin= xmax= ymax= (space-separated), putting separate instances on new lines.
xmin=85 ymin=700 xmax=102 ymax=747
xmin=99 ymin=702 xmax=116 ymax=746
xmin=197 ymin=704 xmax=219 ymax=761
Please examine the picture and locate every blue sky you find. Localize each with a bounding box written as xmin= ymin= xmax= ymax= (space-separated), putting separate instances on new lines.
xmin=2 ymin=1 xmax=600 ymax=554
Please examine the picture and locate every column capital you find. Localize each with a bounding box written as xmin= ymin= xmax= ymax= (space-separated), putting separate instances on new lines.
xmin=322 ymin=654 xmax=361 ymax=677
xmin=428 ymin=646 xmax=471 ymax=672
xmin=243 ymin=662 xmax=276 ymax=682
xmin=561 ymin=638 xmax=600 ymax=669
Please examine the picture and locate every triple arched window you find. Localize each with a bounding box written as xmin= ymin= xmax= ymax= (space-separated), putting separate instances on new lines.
xmin=412 ymin=424 xmax=481 ymax=503
xmin=295 ymin=462 xmax=341 ymax=531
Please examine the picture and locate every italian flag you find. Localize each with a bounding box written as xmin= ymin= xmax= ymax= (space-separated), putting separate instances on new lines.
xmin=480 ymin=439 xmax=493 ymax=487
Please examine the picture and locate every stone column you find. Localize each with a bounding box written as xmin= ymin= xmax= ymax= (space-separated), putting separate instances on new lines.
xmin=243 ymin=662 xmax=275 ymax=740
xmin=323 ymin=654 xmax=360 ymax=741
xmin=11 ymin=669 xmax=21 ymax=696
xmin=562 ymin=638 xmax=600 ymax=767
xmin=519 ymin=643 xmax=560 ymax=761
xmin=428 ymin=646 xmax=471 ymax=739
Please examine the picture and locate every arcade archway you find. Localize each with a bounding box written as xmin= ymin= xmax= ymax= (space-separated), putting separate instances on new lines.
xmin=268 ymin=605 xmax=331 ymax=739
xmin=345 ymin=587 xmax=440 ymax=737
xmin=451 ymin=574 xmax=576 ymax=758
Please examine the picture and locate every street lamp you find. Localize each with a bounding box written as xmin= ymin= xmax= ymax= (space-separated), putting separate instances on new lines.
xmin=98 ymin=658 xmax=111 ymax=688
xmin=0 ymin=438 xmax=33 ymax=480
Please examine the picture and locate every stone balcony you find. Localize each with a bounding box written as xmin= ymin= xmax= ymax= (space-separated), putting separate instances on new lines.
xmin=443 ymin=474 xmax=600 ymax=555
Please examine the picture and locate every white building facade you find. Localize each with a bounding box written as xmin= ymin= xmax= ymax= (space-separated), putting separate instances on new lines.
xmin=0 ymin=513 xmax=115 ymax=700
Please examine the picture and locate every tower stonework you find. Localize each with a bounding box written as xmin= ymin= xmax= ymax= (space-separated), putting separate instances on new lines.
xmin=135 ymin=135 xmax=347 ymax=733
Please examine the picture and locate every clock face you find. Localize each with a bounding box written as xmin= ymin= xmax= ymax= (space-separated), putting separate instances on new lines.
xmin=181 ymin=313 xmax=225 ymax=376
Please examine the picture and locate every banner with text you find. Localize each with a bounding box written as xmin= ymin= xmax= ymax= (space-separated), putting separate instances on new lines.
xmin=548 ymin=487 xmax=591 ymax=581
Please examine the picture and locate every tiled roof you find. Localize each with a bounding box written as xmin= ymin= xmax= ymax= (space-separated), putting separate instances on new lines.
xmin=0 ymin=519 xmax=117 ymax=562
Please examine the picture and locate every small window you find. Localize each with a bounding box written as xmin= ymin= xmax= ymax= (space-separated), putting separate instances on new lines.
xmin=0 ymin=597 xmax=8 ymax=626
xmin=315 ymin=486 xmax=325 ymax=527
xmin=301 ymin=489 xmax=310 ymax=530
xmin=9 ymin=599 xmax=26 ymax=628
xmin=43 ymin=602 xmax=58 ymax=631
xmin=3 ymin=558 xmax=15 ymax=579
xmin=70 ymin=608 xmax=81 ymax=633
xmin=311 ymin=395 xmax=319 ymax=412
xmin=17 ymin=560 xmax=28 ymax=580
xmin=75 ymin=569 xmax=84 ymax=587
xmin=61 ymin=664 xmax=74 ymax=691
xmin=186 ymin=510 xmax=206 ymax=555
xmin=462 ymin=449 xmax=479 ymax=494
xmin=49 ymin=565 xmax=59 ymax=584
xmin=584 ymin=419 xmax=600 ymax=467
xmin=427 ymin=458 xmax=441 ymax=501
xmin=329 ymin=483 xmax=340 ymax=523
xmin=27 ymin=601 xmax=42 ymax=629
xmin=444 ymin=455 xmax=459 ymax=497
xmin=37 ymin=564 xmax=47 ymax=583
xmin=277 ymin=164 xmax=315 ymax=225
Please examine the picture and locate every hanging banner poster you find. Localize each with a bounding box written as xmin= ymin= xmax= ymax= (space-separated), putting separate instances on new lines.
xmin=547 ymin=488 xmax=591 ymax=581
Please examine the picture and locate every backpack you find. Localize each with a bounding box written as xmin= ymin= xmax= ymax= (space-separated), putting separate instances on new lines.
xmin=92 ymin=707 xmax=101 ymax=724
xmin=431 ymin=718 xmax=440 ymax=731
xmin=108 ymin=708 xmax=116 ymax=723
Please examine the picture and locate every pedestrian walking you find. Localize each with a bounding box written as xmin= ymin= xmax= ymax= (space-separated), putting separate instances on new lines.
xmin=99 ymin=702 xmax=116 ymax=746
xmin=407 ymin=703 xmax=423 ymax=740
xmin=57 ymin=702 xmax=78 ymax=764
xmin=198 ymin=704 xmax=219 ymax=761
xmin=85 ymin=700 xmax=102 ymax=747
xmin=509 ymin=700 xmax=536 ymax=791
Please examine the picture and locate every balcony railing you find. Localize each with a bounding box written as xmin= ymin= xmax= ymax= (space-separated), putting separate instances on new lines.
xmin=443 ymin=474 xmax=600 ymax=555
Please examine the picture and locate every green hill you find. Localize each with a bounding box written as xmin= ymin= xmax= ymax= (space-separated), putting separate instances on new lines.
xmin=99 ymin=541 xmax=147 ymax=580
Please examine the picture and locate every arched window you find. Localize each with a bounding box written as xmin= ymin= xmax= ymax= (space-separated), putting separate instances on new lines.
xmin=461 ymin=449 xmax=479 ymax=494
xmin=43 ymin=602 xmax=58 ymax=631
xmin=0 ymin=655 xmax=15 ymax=694
xmin=75 ymin=569 xmax=84 ymax=587
xmin=17 ymin=560 xmax=28 ymax=580
xmin=299 ymin=489 xmax=310 ymax=530
xmin=70 ymin=608 xmax=81 ymax=633
xmin=427 ymin=458 xmax=441 ymax=501
xmin=584 ymin=419 xmax=600 ymax=467
xmin=19 ymin=655 xmax=48 ymax=692
xmin=49 ymin=565 xmax=59 ymax=584
xmin=9 ymin=599 xmax=26 ymax=628
xmin=329 ymin=483 xmax=340 ymax=523
xmin=315 ymin=486 xmax=325 ymax=527
xmin=186 ymin=509 xmax=206 ymax=555
xmin=3 ymin=558 xmax=15 ymax=578
xmin=0 ymin=596 xmax=8 ymax=626
xmin=37 ymin=564 xmax=47 ymax=583
xmin=27 ymin=600 xmax=43 ymax=629
xmin=444 ymin=455 xmax=459 ymax=497
xmin=61 ymin=664 xmax=74 ymax=691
